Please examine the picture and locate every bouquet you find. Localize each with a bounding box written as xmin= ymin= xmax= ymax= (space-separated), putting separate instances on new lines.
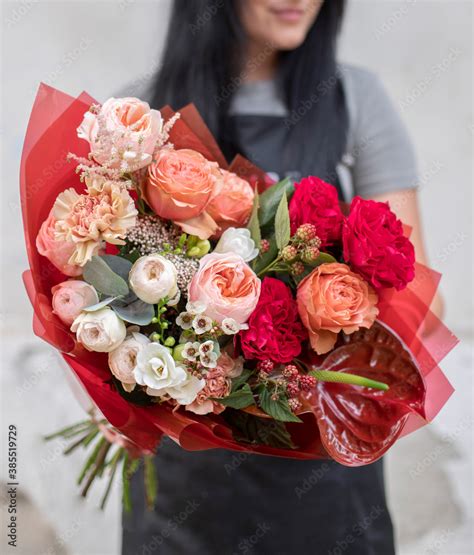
xmin=21 ymin=84 xmax=457 ymax=510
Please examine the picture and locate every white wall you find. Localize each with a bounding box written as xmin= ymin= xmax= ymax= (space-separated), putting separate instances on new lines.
xmin=1 ymin=2 xmax=472 ymax=554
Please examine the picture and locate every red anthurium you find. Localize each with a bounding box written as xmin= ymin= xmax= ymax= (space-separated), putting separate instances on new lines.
xmin=309 ymin=322 xmax=425 ymax=466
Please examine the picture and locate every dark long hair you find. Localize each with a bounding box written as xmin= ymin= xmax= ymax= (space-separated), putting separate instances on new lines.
xmin=151 ymin=0 xmax=347 ymax=179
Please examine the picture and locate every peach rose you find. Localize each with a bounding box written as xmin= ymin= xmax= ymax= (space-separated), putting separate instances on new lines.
xmin=51 ymin=280 xmax=99 ymax=326
xmin=143 ymin=148 xmax=219 ymax=239
xmin=207 ymin=170 xmax=254 ymax=236
xmin=36 ymin=209 xmax=82 ymax=276
xmin=77 ymin=97 xmax=163 ymax=171
xmin=297 ymin=262 xmax=379 ymax=355
xmin=188 ymin=252 xmax=261 ymax=325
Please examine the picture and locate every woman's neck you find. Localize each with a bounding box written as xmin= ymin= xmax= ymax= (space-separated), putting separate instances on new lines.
xmin=241 ymin=40 xmax=279 ymax=83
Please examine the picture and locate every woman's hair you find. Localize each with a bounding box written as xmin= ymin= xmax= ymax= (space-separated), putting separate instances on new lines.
xmin=151 ymin=0 xmax=347 ymax=180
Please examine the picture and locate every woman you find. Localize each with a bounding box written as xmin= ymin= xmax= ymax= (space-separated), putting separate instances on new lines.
xmin=122 ymin=2 xmax=440 ymax=553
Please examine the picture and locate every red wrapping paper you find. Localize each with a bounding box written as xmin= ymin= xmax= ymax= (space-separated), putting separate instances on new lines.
xmin=21 ymin=84 xmax=458 ymax=465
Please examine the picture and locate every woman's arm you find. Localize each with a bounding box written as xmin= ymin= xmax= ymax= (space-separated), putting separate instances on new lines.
xmin=343 ymin=67 xmax=444 ymax=331
xmin=368 ymin=188 xmax=445 ymax=327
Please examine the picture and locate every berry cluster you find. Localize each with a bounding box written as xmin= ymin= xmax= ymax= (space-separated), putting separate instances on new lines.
xmin=256 ymin=361 xmax=317 ymax=413
xmin=280 ymin=224 xmax=322 ymax=276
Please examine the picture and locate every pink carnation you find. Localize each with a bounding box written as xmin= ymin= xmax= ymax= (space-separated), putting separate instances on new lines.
xmin=186 ymin=352 xmax=242 ymax=415
xmin=289 ymin=176 xmax=343 ymax=248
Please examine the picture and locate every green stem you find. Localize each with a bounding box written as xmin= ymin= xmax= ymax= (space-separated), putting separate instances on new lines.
xmin=310 ymin=369 xmax=389 ymax=391
xmin=81 ymin=440 xmax=112 ymax=498
xmin=100 ymin=448 xmax=124 ymax=510
xmin=257 ymin=256 xmax=282 ymax=277
xmin=44 ymin=419 xmax=93 ymax=441
xmin=77 ymin=436 xmax=106 ymax=486
xmin=63 ymin=428 xmax=97 ymax=456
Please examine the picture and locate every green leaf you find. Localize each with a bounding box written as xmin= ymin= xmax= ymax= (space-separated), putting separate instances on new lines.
xmin=311 ymin=252 xmax=338 ymax=267
xmin=259 ymin=389 xmax=302 ymax=423
xmin=231 ymin=368 xmax=254 ymax=392
xmin=222 ymin=409 xmax=297 ymax=449
xmin=83 ymin=256 xmax=129 ymax=297
xmin=247 ymin=191 xmax=261 ymax=247
xmin=258 ymin=177 xmax=294 ymax=228
xmin=213 ymin=384 xmax=255 ymax=409
xmin=112 ymin=299 xmax=155 ymax=326
xmin=274 ymin=190 xmax=291 ymax=249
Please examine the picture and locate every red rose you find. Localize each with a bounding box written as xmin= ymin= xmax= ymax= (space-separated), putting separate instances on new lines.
xmin=342 ymin=197 xmax=415 ymax=290
xmin=239 ymin=277 xmax=307 ymax=364
xmin=289 ymin=176 xmax=343 ymax=247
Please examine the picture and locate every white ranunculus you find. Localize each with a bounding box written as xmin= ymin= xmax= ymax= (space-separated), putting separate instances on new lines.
xmin=134 ymin=342 xmax=187 ymax=395
xmin=108 ymin=332 xmax=150 ymax=390
xmin=129 ymin=254 xmax=178 ymax=304
xmin=166 ymin=373 xmax=205 ymax=405
xmin=71 ymin=307 xmax=126 ymax=353
xmin=214 ymin=227 xmax=259 ymax=262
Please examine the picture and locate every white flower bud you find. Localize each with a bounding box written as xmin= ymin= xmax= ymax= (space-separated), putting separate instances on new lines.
xmin=108 ymin=332 xmax=150 ymax=389
xmin=129 ymin=254 xmax=178 ymax=304
xmin=71 ymin=307 xmax=126 ymax=353
xmin=214 ymin=227 xmax=259 ymax=262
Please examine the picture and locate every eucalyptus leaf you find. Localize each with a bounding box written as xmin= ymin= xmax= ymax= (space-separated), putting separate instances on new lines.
xmin=83 ymin=297 xmax=118 ymax=312
xmin=247 ymin=191 xmax=261 ymax=247
xmin=258 ymin=177 xmax=294 ymax=228
xmin=213 ymin=384 xmax=255 ymax=409
xmin=83 ymin=256 xmax=129 ymax=297
xmin=274 ymin=191 xmax=291 ymax=250
xmin=112 ymin=299 xmax=155 ymax=326
xmin=259 ymin=389 xmax=302 ymax=423
xmin=99 ymin=255 xmax=133 ymax=281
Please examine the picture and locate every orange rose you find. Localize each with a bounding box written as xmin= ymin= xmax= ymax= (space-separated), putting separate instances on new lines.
xmin=207 ymin=170 xmax=254 ymax=236
xmin=143 ymin=148 xmax=219 ymax=239
xmin=297 ymin=263 xmax=379 ymax=355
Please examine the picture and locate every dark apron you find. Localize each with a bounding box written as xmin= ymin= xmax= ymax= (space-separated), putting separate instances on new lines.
xmin=122 ymin=115 xmax=396 ymax=555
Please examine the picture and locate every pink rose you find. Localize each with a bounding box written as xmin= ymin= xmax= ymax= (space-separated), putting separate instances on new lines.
xmin=207 ymin=170 xmax=255 ymax=236
xmin=188 ymin=253 xmax=261 ymax=325
xmin=297 ymin=262 xmax=379 ymax=354
xmin=36 ymin=209 xmax=82 ymax=277
xmin=77 ymin=97 xmax=163 ymax=171
xmin=51 ymin=280 xmax=99 ymax=326
xmin=143 ymin=148 xmax=219 ymax=239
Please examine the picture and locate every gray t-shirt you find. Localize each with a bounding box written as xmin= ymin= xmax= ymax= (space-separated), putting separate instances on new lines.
xmin=229 ymin=64 xmax=418 ymax=201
